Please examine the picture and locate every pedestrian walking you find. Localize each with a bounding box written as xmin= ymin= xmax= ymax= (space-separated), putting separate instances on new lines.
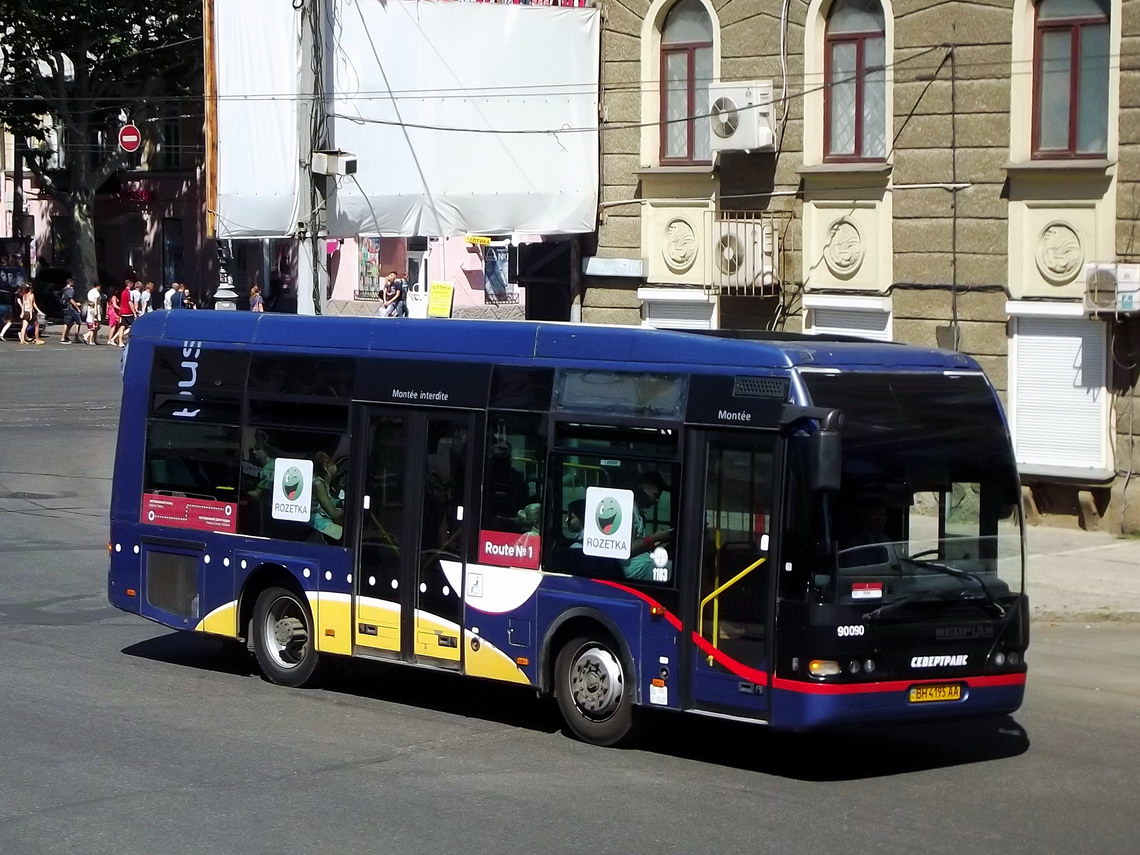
xmin=110 ymin=278 xmax=135 ymax=347
xmin=83 ymin=282 xmax=103 ymax=345
xmin=18 ymin=284 xmax=46 ymax=345
xmin=249 ymin=285 xmax=265 ymax=313
xmin=106 ymin=289 xmax=124 ymax=347
xmin=58 ymin=278 xmax=83 ymax=344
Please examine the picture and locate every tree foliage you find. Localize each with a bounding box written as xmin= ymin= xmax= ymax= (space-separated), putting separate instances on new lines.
xmin=0 ymin=0 xmax=202 ymax=283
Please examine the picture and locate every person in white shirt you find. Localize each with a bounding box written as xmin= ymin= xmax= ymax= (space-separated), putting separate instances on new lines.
xmin=83 ymin=283 xmax=103 ymax=345
xmin=131 ymin=281 xmax=147 ymax=316
xmin=163 ymin=282 xmax=177 ymax=310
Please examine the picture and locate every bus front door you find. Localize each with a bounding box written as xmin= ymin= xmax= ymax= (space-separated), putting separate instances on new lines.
xmin=687 ymin=431 xmax=775 ymax=720
xmin=354 ymin=408 xmax=475 ymax=671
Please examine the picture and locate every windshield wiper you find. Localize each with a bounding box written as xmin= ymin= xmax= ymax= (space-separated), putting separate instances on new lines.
xmin=863 ymin=595 xmax=921 ymax=622
xmin=907 ymin=557 xmax=1007 ymax=618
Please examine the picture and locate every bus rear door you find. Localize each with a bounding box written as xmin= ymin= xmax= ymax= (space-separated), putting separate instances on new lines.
xmin=353 ymin=407 xmax=477 ymax=670
xmin=685 ymin=430 xmax=777 ymax=721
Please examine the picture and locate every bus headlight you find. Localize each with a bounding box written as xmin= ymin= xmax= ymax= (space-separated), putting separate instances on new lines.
xmin=808 ymin=659 xmax=841 ymax=677
xmin=993 ymin=651 xmax=1006 ymax=667
xmin=1008 ymin=651 xmax=1020 ymax=665
xmin=863 ymin=659 xmax=876 ymax=674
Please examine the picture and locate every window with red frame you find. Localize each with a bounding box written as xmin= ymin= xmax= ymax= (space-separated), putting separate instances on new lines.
xmin=824 ymin=0 xmax=886 ymax=161
xmin=660 ymin=0 xmax=713 ymax=164
xmin=1033 ymin=0 xmax=1109 ymax=157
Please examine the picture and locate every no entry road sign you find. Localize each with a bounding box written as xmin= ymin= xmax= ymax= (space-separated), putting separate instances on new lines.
xmin=118 ymin=124 xmax=142 ymax=153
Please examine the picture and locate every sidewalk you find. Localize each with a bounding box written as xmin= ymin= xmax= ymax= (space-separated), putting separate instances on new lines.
xmin=1026 ymin=525 xmax=1140 ymax=622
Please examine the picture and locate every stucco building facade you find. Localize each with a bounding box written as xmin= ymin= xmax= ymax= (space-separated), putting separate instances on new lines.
xmin=584 ymin=0 xmax=1140 ymax=532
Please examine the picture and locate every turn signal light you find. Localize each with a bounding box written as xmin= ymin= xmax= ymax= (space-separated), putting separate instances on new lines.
xmin=808 ymin=659 xmax=841 ymax=677
xmin=650 ymin=606 xmax=665 ymax=617
xmin=125 ymin=588 xmax=137 ymax=598
xmin=515 ymin=657 xmax=529 ymax=666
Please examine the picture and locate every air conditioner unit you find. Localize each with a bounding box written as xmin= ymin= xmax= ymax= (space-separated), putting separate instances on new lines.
xmin=1085 ymin=262 xmax=1140 ymax=314
xmin=708 ymin=80 xmax=776 ymax=155
xmin=711 ymin=218 xmax=779 ymax=292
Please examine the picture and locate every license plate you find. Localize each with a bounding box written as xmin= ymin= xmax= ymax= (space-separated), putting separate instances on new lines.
xmin=908 ymin=683 xmax=962 ymax=703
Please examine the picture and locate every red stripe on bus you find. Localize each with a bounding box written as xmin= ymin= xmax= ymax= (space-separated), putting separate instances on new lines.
xmin=592 ymin=579 xmax=683 ymax=630
xmin=770 ymin=672 xmax=1027 ymax=695
xmin=592 ymin=579 xmax=769 ymax=683
xmin=690 ymin=632 xmax=769 ymax=684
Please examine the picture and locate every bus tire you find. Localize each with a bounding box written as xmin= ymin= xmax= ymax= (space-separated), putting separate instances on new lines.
xmin=555 ymin=635 xmax=635 ymax=747
xmin=251 ymin=585 xmax=322 ymax=688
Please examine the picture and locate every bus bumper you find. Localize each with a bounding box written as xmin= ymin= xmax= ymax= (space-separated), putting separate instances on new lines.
xmin=769 ymin=673 xmax=1027 ymax=730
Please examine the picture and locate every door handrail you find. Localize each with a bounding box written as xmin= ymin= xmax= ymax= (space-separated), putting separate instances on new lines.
xmin=699 ymin=555 xmax=767 ymax=650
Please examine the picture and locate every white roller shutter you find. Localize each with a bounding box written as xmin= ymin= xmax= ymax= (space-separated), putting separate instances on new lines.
xmin=1012 ymin=316 xmax=1110 ymax=476
xmin=639 ymin=287 xmax=716 ymax=330
xmin=807 ymin=307 xmax=891 ymax=341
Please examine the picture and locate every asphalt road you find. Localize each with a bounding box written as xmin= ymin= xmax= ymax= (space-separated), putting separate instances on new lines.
xmin=1 ymin=340 xmax=1138 ymax=855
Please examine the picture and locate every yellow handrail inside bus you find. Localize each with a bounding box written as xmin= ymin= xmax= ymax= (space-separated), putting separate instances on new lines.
xmin=699 ymin=555 xmax=767 ymax=657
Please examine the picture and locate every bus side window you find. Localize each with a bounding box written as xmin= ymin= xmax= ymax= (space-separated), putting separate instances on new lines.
xmin=237 ymin=426 xmax=349 ymax=542
xmin=544 ymin=453 xmax=679 ymax=585
xmin=480 ymin=412 xmax=545 ymax=536
xmin=144 ymin=420 xmax=241 ymax=502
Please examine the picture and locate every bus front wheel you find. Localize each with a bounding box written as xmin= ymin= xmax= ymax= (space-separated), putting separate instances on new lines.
xmin=251 ymin=586 xmax=322 ymax=688
xmin=555 ymin=635 xmax=634 ymax=747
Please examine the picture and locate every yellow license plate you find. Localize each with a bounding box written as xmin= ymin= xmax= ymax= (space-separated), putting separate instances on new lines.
xmin=908 ymin=683 xmax=962 ymax=703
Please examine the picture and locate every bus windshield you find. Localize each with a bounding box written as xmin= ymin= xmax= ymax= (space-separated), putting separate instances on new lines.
xmin=802 ymin=371 xmax=1024 ymax=611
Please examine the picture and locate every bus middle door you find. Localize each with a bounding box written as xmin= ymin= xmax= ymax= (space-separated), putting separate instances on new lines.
xmin=354 ymin=407 xmax=476 ymax=670
xmin=685 ymin=430 xmax=776 ymax=721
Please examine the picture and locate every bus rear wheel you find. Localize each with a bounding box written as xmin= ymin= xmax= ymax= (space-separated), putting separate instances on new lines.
xmin=251 ymin=586 xmax=322 ymax=688
xmin=555 ymin=635 xmax=635 ymax=747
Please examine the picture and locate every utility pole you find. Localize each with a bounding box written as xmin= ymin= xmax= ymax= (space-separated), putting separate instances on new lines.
xmin=296 ymin=0 xmax=330 ymax=316
xmin=13 ymin=134 xmax=24 ymax=239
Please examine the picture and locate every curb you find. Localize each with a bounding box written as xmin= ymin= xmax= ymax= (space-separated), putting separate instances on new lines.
xmin=1031 ymin=609 xmax=1140 ymax=624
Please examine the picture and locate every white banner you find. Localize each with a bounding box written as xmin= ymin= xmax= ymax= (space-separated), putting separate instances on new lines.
xmin=215 ymin=0 xmax=302 ymax=238
xmin=327 ymin=0 xmax=600 ymax=237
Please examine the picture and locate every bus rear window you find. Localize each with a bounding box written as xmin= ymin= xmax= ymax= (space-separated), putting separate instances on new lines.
xmin=144 ymin=421 xmax=241 ymax=503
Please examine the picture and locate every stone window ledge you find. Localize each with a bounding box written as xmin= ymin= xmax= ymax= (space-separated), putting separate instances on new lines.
xmin=1004 ymin=158 xmax=1114 ymax=176
xmin=797 ymin=162 xmax=893 ymax=177
xmin=634 ymin=165 xmax=716 ymax=176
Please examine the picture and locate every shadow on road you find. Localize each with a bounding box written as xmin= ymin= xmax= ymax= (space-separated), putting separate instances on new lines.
xmin=122 ymin=631 xmax=1029 ymax=778
xmin=122 ymin=631 xmax=257 ymax=678
xmin=635 ymin=711 xmax=1030 ymax=780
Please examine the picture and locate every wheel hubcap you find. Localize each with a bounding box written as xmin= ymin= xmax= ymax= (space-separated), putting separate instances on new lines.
xmin=264 ymin=597 xmax=309 ymax=669
xmin=569 ymin=646 xmax=623 ymax=720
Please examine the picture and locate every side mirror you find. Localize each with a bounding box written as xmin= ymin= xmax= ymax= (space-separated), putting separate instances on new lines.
xmin=810 ymin=428 xmax=842 ymax=492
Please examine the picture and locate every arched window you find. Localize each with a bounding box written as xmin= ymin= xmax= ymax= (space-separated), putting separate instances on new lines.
xmin=1033 ymin=0 xmax=1109 ymax=156
xmin=824 ymin=0 xmax=886 ymax=161
xmin=661 ymin=0 xmax=713 ymax=164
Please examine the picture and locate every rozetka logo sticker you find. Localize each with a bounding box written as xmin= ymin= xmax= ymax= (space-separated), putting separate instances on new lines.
xmin=582 ymin=487 xmax=635 ymax=560
xmin=271 ymin=458 xmax=314 ymax=522
xmin=282 ymin=466 xmax=304 ymax=501
xmin=595 ymin=496 xmax=622 ymax=534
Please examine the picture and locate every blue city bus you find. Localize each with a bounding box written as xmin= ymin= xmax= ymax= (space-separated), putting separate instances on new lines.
xmin=108 ymin=312 xmax=1028 ymax=745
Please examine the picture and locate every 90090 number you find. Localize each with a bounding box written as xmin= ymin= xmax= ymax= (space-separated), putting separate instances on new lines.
xmin=837 ymin=624 xmax=865 ymax=637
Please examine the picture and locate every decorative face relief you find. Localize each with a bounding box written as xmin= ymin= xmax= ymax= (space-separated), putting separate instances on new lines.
xmin=663 ymin=217 xmax=699 ymax=274
xmin=823 ymin=218 xmax=864 ymax=278
xmin=1036 ymin=222 xmax=1084 ymax=286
